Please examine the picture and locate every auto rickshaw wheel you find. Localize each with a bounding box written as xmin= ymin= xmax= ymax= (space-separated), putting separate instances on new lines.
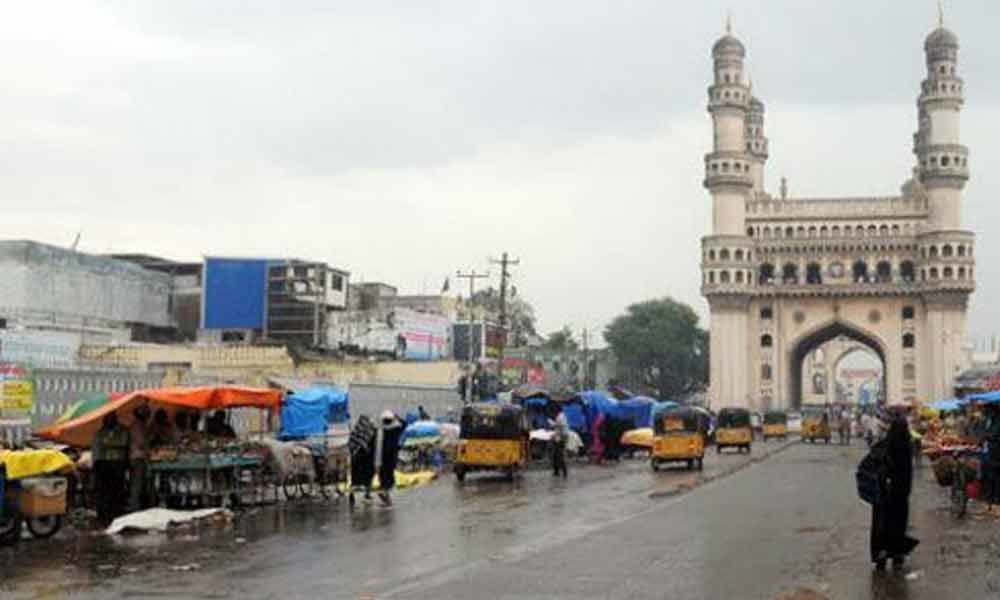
xmin=650 ymin=459 xmax=659 ymax=472
xmin=26 ymin=515 xmax=62 ymax=539
xmin=686 ymin=459 xmax=693 ymax=470
xmin=0 ymin=513 xmax=21 ymax=546
xmin=454 ymin=467 xmax=466 ymax=483
xmin=716 ymin=445 xmax=721 ymax=455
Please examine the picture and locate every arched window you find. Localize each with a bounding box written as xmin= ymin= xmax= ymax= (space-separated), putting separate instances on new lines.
xmin=735 ymin=271 xmax=744 ymax=283
xmin=904 ymin=364 xmax=916 ymax=381
xmin=876 ymin=261 xmax=892 ymax=282
xmin=782 ymin=263 xmax=799 ymax=284
xmin=720 ymin=249 xmax=730 ymax=260
xmin=761 ymin=334 xmax=773 ymax=348
xmin=708 ymin=271 xmax=715 ymax=284
xmin=808 ymin=226 xmax=817 ymax=238
xmin=920 ymin=247 xmax=927 ymax=259
xmin=785 ymin=226 xmax=794 ymax=238
xmin=806 ymin=262 xmax=823 ymax=284
xmin=708 ymin=250 xmax=716 ymax=261
xmin=797 ymin=226 xmax=806 ymax=237
xmin=760 ymin=306 xmax=774 ymax=320
xmin=958 ymin=267 xmax=967 ymax=279
xmin=747 ymin=227 xmax=755 ymax=237
xmin=943 ymin=266 xmax=954 ymax=278
xmin=820 ymin=226 xmax=829 ymax=237
xmin=929 ymin=246 xmax=939 ymax=258
xmin=930 ymin=267 xmax=939 ymax=279
xmin=902 ymin=306 xmax=915 ymax=319
xmin=832 ymin=226 xmax=841 ymax=237
xmin=761 ymin=364 xmax=772 ymax=381
xmin=855 ymin=225 xmax=865 ymax=235
xmin=900 ymin=261 xmax=916 ymax=282
xmin=735 ymin=249 xmax=744 ymax=261
xmin=852 ymin=260 xmax=869 ymax=283
xmin=759 ymin=263 xmax=775 ymax=285
xmin=958 ymin=245 xmax=966 ymax=257
xmin=902 ymin=333 xmax=916 ymax=349
xmin=720 ymin=271 xmax=730 ymax=283
xmin=763 ymin=227 xmax=772 ymax=239
xmin=892 ymin=224 xmax=900 ymax=235
xmin=867 ymin=225 xmax=877 ymax=236
xmin=942 ymin=244 xmax=953 ymax=257
xmin=879 ymin=225 xmax=889 ymax=236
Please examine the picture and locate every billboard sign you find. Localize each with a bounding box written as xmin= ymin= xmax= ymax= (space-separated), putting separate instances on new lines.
xmin=0 ymin=363 xmax=33 ymax=427
xmin=202 ymin=258 xmax=269 ymax=330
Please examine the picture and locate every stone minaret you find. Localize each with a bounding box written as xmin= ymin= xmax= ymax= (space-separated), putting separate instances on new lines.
xmin=914 ymin=11 xmax=975 ymax=401
xmin=746 ymin=86 xmax=769 ymax=196
xmin=701 ymin=18 xmax=755 ymax=410
xmin=915 ymin=13 xmax=968 ymax=229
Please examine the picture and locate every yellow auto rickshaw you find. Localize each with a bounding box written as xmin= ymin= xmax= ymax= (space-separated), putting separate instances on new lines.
xmin=801 ymin=404 xmax=832 ymax=444
xmin=651 ymin=406 xmax=705 ymax=471
xmin=454 ymin=402 xmax=529 ymax=482
xmin=716 ymin=407 xmax=753 ymax=454
xmin=762 ymin=410 xmax=788 ymax=441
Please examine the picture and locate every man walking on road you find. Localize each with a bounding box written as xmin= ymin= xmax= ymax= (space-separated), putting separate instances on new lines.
xmin=93 ymin=412 xmax=130 ymax=526
xmin=550 ymin=407 xmax=569 ymax=478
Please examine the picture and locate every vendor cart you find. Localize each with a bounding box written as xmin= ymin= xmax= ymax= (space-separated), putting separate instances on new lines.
xmin=150 ymin=449 xmax=264 ymax=508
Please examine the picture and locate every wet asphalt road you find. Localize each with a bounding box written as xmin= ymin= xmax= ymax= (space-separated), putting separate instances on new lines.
xmin=4 ymin=440 xmax=1000 ymax=599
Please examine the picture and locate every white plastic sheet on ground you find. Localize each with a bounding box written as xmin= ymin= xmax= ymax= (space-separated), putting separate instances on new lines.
xmin=105 ymin=508 xmax=231 ymax=535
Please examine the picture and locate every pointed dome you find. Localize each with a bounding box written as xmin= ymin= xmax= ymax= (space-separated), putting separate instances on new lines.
xmin=712 ymin=34 xmax=745 ymax=57
xmin=925 ymin=26 xmax=958 ymax=50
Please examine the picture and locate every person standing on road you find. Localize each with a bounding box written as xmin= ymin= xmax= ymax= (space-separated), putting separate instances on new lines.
xmin=375 ymin=411 xmax=404 ymax=506
xmin=870 ymin=416 xmax=919 ymax=571
xmin=550 ymin=407 xmax=569 ymax=478
xmin=92 ymin=412 xmax=130 ymax=526
xmin=348 ymin=415 xmax=377 ymax=505
xmin=839 ymin=407 xmax=852 ymax=445
xmin=127 ymin=405 xmax=150 ymax=513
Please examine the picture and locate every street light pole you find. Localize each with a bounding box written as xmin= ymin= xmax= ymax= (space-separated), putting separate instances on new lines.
xmin=456 ymin=269 xmax=489 ymax=403
xmin=489 ymin=252 xmax=520 ymax=386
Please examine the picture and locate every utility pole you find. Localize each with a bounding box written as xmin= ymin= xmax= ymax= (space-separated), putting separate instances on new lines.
xmin=581 ymin=327 xmax=589 ymax=389
xmin=456 ymin=269 xmax=489 ymax=403
xmin=489 ymin=252 xmax=520 ymax=385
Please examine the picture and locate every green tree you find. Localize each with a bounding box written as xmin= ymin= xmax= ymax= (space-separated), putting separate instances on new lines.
xmin=603 ymin=297 xmax=707 ymax=400
xmin=542 ymin=325 xmax=579 ymax=352
xmin=468 ymin=287 xmax=538 ymax=347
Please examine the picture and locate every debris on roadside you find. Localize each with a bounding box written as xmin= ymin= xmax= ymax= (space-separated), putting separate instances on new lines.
xmin=106 ymin=508 xmax=233 ymax=535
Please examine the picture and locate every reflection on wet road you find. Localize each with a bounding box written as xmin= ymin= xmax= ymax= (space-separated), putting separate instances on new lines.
xmin=3 ymin=441 xmax=996 ymax=599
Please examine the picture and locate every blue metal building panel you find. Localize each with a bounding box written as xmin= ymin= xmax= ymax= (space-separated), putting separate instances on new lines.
xmin=202 ymin=258 xmax=269 ymax=329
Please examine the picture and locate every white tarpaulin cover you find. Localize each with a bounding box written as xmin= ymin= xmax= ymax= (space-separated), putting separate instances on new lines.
xmin=106 ymin=508 xmax=230 ymax=534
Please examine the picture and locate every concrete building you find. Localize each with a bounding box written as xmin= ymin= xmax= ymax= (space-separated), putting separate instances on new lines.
xmin=0 ymin=241 xmax=172 ymax=345
xmin=701 ymin=17 xmax=974 ymax=410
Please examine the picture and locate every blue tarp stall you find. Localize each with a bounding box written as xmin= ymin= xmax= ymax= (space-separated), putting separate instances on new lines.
xmin=619 ymin=396 xmax=656 ymax=429
xmin=578 ymin=391 xmax=623 ymax=430
xmin=278 ymin=387 xmax=350 ymax=439
xmin=400 ymin=420 xmax=442 ymax=445
xmin=968 ymin=391 xmax=1000 ymax=405
xmin=524 ymin=396 xmax=551 ymax=430
xmin=928 ymin=398 xmax=968 ymax=411
xmin=560 ymin=400 xmax=587 ymax=433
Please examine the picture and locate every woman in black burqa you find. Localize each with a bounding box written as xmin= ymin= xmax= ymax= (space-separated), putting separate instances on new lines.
xmin=349 ymin=415 xmax=377 ymax=505
xmin=871 ymin=416 xmax=919 ymax=571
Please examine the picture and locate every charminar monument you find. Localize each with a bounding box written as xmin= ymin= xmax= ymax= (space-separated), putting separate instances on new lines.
xmin=701 ymin=12 xmax=974 ymax=410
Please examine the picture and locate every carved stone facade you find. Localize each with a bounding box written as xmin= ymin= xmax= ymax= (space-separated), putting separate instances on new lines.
xmin=701 ymin=19 xmax=974 ymax=410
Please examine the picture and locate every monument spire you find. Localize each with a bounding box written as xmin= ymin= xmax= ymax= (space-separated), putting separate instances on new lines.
xmin=726 ymin=10 xmax=732 ymax=35
xmin=938 ymin=0 xmax=944 ymax=27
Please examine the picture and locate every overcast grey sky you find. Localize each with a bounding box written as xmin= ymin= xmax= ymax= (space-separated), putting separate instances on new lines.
xmin=2 ymin=1 xmax=997 ymax=344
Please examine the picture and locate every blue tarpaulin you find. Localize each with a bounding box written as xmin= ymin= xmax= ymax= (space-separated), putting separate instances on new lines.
xmin=968 ymin=391 xmax=1000 ymax=404
xmin=619 ymin=396 xmax=656 ymax=428
xmin=928 ymin=398 xmax=968 ymax=411
xmin=279 ymin=387 xmax=349 ymax=439
xmin=562 ymin=402 xmax=587 ymax=433
xmin=401 ymin=420 xmax=441 ymax=445
xmin=579 ymin=391 xmax=624 ymax=427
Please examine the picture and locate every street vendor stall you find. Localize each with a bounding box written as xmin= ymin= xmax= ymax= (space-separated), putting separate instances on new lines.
xmin=36 ymin=386 xmax=282 ymax=510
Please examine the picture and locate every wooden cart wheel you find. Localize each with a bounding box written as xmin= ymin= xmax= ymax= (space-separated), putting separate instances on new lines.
xmin=0 ymin=513 xmax=21 ymax=546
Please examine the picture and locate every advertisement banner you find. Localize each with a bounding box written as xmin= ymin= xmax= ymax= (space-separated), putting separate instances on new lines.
xmin=0 ymin=363 xmax=34 ymax=425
